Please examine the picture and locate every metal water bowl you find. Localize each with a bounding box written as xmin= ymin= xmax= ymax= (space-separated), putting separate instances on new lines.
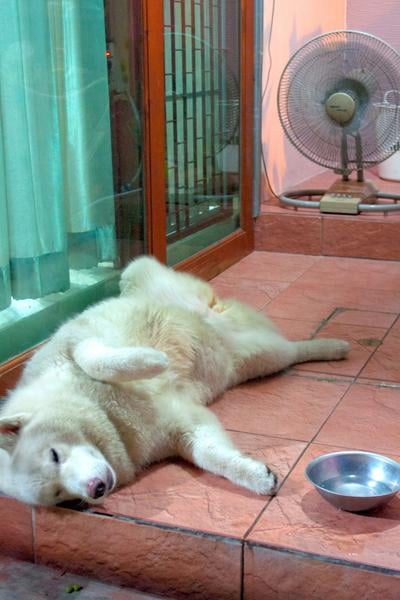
xmin=306 ymin=451 xmax=400 ymax=512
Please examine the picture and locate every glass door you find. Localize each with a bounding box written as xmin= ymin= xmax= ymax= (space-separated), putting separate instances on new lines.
xmin=163 ymin=0 xmax=243 ymax=265
xmin=0 ymin=0 xmax=255 ymax=363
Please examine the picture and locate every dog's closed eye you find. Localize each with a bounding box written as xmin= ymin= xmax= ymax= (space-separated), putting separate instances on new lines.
xmin=50 ymin=448 xmax=60 ymax=464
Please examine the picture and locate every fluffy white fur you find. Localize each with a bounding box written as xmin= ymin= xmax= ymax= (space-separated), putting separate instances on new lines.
xmin=0 ymin=256 xmax=349 ymax=506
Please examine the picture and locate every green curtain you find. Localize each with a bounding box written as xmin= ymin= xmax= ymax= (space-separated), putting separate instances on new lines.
xmin=0 ymin=0 xmax=115 ymax=310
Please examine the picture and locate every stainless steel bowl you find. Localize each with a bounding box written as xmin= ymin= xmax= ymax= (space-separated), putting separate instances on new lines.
xmin=305 ymin=451 xmax=400 ymax=512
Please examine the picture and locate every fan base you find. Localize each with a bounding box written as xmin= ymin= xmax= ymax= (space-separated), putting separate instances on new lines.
xmin=320 ymin=180 xmax=378 ymax=214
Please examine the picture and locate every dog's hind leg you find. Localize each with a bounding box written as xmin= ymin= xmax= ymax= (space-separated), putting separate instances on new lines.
xmin=230 ymin=333 xmax=349 ymax=386
xmin=211 ymin=300 xmax=349 ymax=386
xmin=291 ymin=338 xmax=349 ymax=364
xmin=176 ymin=406 xmax=278 ymax=495
xmin=119 ymin=256 xmax=168 ymax=297
xmin=120 ymin=256 xmax=216 ymax=313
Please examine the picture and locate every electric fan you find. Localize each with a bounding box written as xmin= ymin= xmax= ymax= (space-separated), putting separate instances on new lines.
xmin=277 ymin=30 xmax=400 ymax=213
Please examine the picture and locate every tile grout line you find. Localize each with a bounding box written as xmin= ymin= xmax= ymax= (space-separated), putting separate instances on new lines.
xmin=243 ymin=372 xmax=354 ymax=540
xmin=320 ymin=213 xmax=324 ymax=255
xmin=355 ymin=379 xmax=400 ymax=389
xmin=236 ymin=301 xmax=358 ymax=541
xmin=352 ymin=312 xmax=400 ymax=381
xmin=313 ymin=306 xmax=352 ymax=336
xmin=237 ymin=251 xmax=322 ymax=313
xmin=286 ymin=368 xmax=353 ymax=384
xmin=308 ymin=376 xmax=355 ymax=446
xmin=78 ymin=508 xmax=245 ymax=545
xmin=242 ymin=441 xmax=310 ymax=541
xmin=287 ymin=309 xmax=400 ymax=489
xmin=295 ymin=306 xmax=400 ymax=383
xmin=226 ymin=426 xmax=307 ymax=444
xmin=239 ymin=540 xmax=245 ymax=600
xmin=31 ymin=507 xmax=36 ymax=564
xmin=245 ymin=540 xmax=400 ymax=578
xmin=306 ymin=438 xmax=400 ymax=457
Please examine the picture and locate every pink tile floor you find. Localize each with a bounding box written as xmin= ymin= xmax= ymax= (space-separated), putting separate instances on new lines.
xmin=2 ymin=251 xmax=400 ymax=598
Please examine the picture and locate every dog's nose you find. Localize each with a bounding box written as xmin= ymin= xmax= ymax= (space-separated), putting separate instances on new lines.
xmin=87 ymin=477 xmax=106 ymax=499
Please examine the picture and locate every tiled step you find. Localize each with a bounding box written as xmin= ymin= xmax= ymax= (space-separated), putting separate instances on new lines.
xmin=2 ymin=480 xmax=400 ymax=599
xmin=256 ymin=171 xmax=400 ymax=260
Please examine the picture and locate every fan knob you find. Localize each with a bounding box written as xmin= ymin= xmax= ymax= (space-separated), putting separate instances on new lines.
xmin=325 ymin=92 xmax=356 ymax=125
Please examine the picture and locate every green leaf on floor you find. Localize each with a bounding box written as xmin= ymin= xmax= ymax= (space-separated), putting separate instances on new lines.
xmin=65 ymin=583 xmax=83 ymax=594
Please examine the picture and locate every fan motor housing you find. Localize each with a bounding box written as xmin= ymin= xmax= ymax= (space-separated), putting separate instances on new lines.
xmin=325 ymin=92 xmax=356 ymax=125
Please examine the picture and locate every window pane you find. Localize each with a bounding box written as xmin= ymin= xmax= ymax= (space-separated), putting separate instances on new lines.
xmin=164 ymin=0 xmax=241 ymax=264
xmin=0 ymin=0 xmax=145 ymax=362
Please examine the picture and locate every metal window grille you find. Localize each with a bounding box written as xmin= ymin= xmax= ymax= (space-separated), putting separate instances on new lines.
xmin=164 ymin=0 xmax=240 ymax=241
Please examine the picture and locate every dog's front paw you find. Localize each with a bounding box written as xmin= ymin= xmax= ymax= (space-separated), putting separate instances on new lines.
xmin=247 ymin=462 xmax=278 ymax=495
xmin=138 ymin=349 xmax=169 ymax=375
xmin=113 ymin=347 xmax=169 ymax=380
xmin=73 ymin=339 xmax=169 ymax=383
xmin=232 ymin=456 xmax=278 ymax=496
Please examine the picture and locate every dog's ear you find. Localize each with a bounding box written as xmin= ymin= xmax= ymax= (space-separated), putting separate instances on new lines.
xmin=0 ymin=413 xmax=31 ymax=442
xmin=72 ymin=338 xmax=169 ymax=383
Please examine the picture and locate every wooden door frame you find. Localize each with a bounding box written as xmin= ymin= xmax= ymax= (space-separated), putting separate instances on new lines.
xmin=142 ymin=0 xmax=255 ymax=280
xmin=141 ymin=1 xmax=167 ymax=263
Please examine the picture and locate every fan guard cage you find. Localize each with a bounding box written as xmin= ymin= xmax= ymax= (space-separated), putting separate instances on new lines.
xmin=278 ymin=30 xmax=400 ymax=171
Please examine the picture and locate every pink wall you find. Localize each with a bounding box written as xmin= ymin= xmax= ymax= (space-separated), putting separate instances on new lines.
xmin=347 ymin=0 xmax=400 ymax=52
xmin=261 ymin=0 xmax=346 ymax=198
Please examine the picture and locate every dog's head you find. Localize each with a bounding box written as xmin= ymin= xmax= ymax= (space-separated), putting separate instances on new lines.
xmin=0 ymin=412 xmax=116 ymax=506
xmin=0 ymin=337 xmax=168 ymax=507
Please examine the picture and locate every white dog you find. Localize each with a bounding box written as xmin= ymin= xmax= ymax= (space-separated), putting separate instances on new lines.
xmin=0 ymin=257 xmax=348 ymax=506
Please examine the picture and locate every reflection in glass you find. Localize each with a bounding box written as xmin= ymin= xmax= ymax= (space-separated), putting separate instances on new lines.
xmin=106 ymin=0 xmax=146 ymax=265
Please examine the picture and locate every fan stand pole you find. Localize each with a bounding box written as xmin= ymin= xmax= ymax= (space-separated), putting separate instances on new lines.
xmin=341 ymin=132 xmax=350 ymax=182
xmin=355 ymin=132 xmax=364 ymax=183
xmin=317 ymin=130 xmax=376 ymax=213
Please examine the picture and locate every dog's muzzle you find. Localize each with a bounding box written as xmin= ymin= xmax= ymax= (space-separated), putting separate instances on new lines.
xmin=87 ymin=467 xmax=115 ymax=500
